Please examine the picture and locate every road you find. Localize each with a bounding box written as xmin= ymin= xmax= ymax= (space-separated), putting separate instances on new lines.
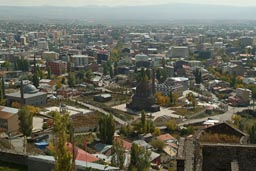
xmin=179 ymin=106 xmax=249 ymax=126
xmin=70 ymin=99 xmax=127 ymax=125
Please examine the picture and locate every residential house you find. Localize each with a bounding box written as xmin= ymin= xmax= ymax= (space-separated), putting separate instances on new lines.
xmin=0 ymin=106 xmax=19 ymax=133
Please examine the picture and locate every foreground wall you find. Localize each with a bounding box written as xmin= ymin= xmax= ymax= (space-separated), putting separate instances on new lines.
xmin=202 ymin=144 xmax=256 ymax=171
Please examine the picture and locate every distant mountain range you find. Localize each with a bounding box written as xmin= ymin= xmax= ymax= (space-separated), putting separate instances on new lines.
xmin=0 ymin=4 xmax=256 ymax=23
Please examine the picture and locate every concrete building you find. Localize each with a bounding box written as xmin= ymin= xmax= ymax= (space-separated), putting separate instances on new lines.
xmin=167 ymin=46 xmax=189 ymax=58
xmin=135 ymin=53 xmax=150 ymax=68
xmin=165 ymin=77 xmax=189 ymax=90
xmin=70 ymin=55 xmax=88 ymax=68
xmin=20 ymin=36 xmax=27 ymax=45
xmin=93 ymin=94 xmax=112 ymax=102
xmin=236 ymin=88 xmax=251 ymax=104
xmin=213 ymin=42 xmax=224 ymax=49
xmin=166 ymin=65 xmax=174 ymax=77
xmin=0 ymin=106 xmax=19 ymax=133
xmin=151 ymin=56 xmax=163 ymax=68
xmin=37 ymin=38 xmax=49 ymax=50
xmin=223 ymin=64 xmax=245 ymax=76
xmin=42 ymin=51 xmax=59 ymax=61
xmin=6 ymin=84 xmax=47 ymax=106
xmin=46 ymin=60 xmax=67 ymax=76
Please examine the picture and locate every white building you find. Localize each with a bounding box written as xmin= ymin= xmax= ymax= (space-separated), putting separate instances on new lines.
xmin=214 ymin=42 xmax=224 ymax=49
xmin=135 ymin=53 xmax=149 ymax=63
xmin=37 ymin=38 xmax=49 ymax=50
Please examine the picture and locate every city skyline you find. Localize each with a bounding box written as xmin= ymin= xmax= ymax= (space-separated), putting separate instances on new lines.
xmin=0 ymin=0 xmax=256 ymax=7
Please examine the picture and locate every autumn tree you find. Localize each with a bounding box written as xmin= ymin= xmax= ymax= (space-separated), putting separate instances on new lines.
xmin=169 ymin=91 xmax=178 ymax=106
xmin=166 ymin=119 xmax=177 ymax=132
xmin=18 ymin=106 xmax=33 ymax=153
xmin=232 ymin=114 xmax=242 ymax=128
xmin=52 ymin=111 xmax=72 ymax=171
xmin=186 ymin=92 xmax=197 ymax=109
xmin=129 ymin=143 xmax=151 ymax=171
xmin=150 ymin=139 xmax=166 ymax=151
xmin=98 ymin=114 xmax=115 ymax=144
xmin=141 ymin=110 xmax=146 ymax=132
xmin=111 ymin=140 xmax=125 ymax=169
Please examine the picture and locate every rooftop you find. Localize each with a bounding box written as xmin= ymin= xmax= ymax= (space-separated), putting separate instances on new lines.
xmin=0 ymin=106 xmax=19 ymax=120
xmin=6 ymin=91 xmax=46 ymax=99
xmin=29 ymin=155 xmax=119 ymax=170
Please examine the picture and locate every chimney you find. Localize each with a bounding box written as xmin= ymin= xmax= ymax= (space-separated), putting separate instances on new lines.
xmin=20 ymin=80 xmax=24 ymax=105
xmin=1 ymin=76 xmax=5 ymax=99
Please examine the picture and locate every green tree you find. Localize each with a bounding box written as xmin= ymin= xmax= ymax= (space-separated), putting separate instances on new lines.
xmin=68 ymin=72 xmax=76 ymax=88
xmin=169 ymin=91 xmax=178 ymax=106
xmin=0 ymin=77 xmax=3 ymax=100
xmin=114 ymin=62 xmax=118 ymax=76
xmin=136 ymin=68 xmax=148 ymax=82
xmin=111 ymin=140 xmax=125 ymax=169
xmin=194 ymin=68 xmax=202 ymax=84
xmin=230 ymin=74 xmax=237 ymax=88
xmin=141 ymin=110 xmax=146 ymax=132
xmin=32 ymin=71 xmax=40 ymax=88
xmin=103 ymin=63 xmax=108 ymax=75
xmin=18 ymin=106 xmax=33 ymax=153
xmin=52 ymin=111 xmax=72 ymax=171
xmin=250 ymin=85 xmax=256 ymax=110
xmin=249 ymin=124 xmax=256 ymax=144
xmin=47 ymin=67 xmax=52 ymax=79
xmin=85 ymin=69 xmax=93 ymax=81
xmin=120 ymin=124 xmax=132 ymax=137
xmin=109 ymin=65 xmax=113 ymax=78
xmin=156 ymin=68 xmax=167 ymax=83
xmin=37 ymin=65 xmax=44 ymax=79
xmin=98 ymin=114 xmax=115 ymax=144
xmin=61 ymin=77 xmax=66 ymax=84
xmin=16 ymin=59 xmax=29 ymax=71
xmin=2 ymin=61 xmax=10 ymax=71
xmin=129 ymin=143 xmax=151 ymax=171
xmin=187 ymin=92 xmax=197 ymax=109
xmin=67 ymin=62 xmax=71 ymax=73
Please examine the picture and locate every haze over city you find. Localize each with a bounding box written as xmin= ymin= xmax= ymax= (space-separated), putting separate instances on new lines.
xmin=1 ymin=0 xmax=256 ymax=7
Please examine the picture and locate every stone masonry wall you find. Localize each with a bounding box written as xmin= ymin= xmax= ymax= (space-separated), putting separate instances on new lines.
xmin=202 ymin=145 xmax=256 ymax=171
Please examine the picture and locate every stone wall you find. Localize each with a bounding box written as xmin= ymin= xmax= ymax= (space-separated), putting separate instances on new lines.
xmin=202 ymin=144 xmax=256 ymax=171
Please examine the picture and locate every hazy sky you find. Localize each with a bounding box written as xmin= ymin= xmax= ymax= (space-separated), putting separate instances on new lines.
xmin=0 ymin=0 xmax=256 ymax=7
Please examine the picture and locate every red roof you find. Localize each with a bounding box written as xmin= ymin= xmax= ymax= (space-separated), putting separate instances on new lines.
xmin=114 ymin=136 xmax=132 ymax=151
xmin=157 ymin=133 xmax=176 ymax=142
xmin=66 ymin=143 xmax=99 ymax=163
